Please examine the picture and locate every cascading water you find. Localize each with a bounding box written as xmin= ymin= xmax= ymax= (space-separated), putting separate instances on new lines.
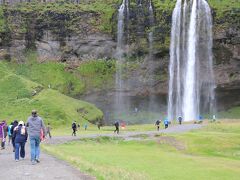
xmin=168 ymin=0 xmax=215 ymax=121
xmin=168 ymin=0 xmax=182 ymax=122
xmin=148 ymin=0 xmax=154 ymax=57
xmin=114 ymin=0 xmax=129 ymax=118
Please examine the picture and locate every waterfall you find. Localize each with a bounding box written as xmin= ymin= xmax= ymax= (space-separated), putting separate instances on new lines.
xmin=167 ymin=0 xmax=182 ymax=122
xmin=183 ymin=0 xmax=197 ymax=121
xmin=115 ymin=0 xmax=129 ymax=117
xmin=168 ymin=0 xmax=215 ymax=121
xmin=148 ymin=0 xmax=154 ymax=57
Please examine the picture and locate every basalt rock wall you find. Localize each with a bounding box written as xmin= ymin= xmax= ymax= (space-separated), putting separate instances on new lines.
xmin=0 ymin=1 xmax=239 ymax=112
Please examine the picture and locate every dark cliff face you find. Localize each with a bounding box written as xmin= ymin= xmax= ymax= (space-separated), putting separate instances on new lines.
xmin=0 ymin=2 xmax=117 ymax=62
xmin=0 ymin=1 xmax=239 ymax=112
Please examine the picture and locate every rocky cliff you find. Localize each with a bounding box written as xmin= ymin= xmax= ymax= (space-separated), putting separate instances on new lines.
xmin=0 ymin=0 xmax=239 ymax=115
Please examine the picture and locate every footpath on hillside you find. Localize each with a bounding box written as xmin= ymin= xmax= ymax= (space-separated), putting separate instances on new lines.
xmin=0 ymin=124 xmax=202 ymax=180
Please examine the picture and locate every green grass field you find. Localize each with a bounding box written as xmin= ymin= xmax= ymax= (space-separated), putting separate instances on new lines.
xmin=44 ymin=121 xmax=240 ymax=180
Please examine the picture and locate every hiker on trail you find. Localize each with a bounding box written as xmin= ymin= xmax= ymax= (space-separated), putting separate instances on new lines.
xmin=72 ymin=121 xmax=77 ymax=136
xmin=46 ymin=123 xmax=52 ymax=139
xmin=155 ymin=119 xmax=161 ymax=131
xmin=13 ymin=121 xmax=28 ymax=162
xmin=97 ymin=122 xmax=101 ymax=130
xmin=84 ymin=124 xmax=88 ymax=131
xmin=0 ymin=120 xmax=8 ymax=150
xmin=213 ymin=115 xmax=216 ymax=122
xmin=114 ymin=121 xmax=120 ymax=134
xmin=11 ymin=120 xmax=18 ymax=152
xmin=178 ymin=116 xmax=183 ymax=125
xmin=27 ymin=110 xmax=46 ymax=165
xmin=164 ymin=118 xmax=169 ymax=129
xmin=7 ymin=122 xmax=13 ymax=145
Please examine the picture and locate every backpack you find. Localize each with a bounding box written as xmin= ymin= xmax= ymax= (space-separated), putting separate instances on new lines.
xmin=20 ymin=126 xmax=26 ymax=135
xmin=72 ymin=123 xmax=76 ymax=129
xmin=8 ymin=125 xmax=13 ymax=136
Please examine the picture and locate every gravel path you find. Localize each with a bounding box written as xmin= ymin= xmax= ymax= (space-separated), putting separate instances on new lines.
xmin=0 ymin=142 xmax=95 ymax=180
xmin=0 ymin=124 xmax=202 ymax=180
xmin=44 ymin=124 xmax=203 ymax=144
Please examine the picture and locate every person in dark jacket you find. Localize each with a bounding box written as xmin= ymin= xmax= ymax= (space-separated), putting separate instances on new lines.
xmin=114 ymin=121 xmax=120 ymax=134
xmin=13 ymin=121 xmax=28 ymax=161
xmin=11 ymin=120 xmax=18 ymax=152
xmin=155 ymin=119 xmax=161 ymax=131
xmin=72 ymin=121 xmax=77 ymax=136
xmin=178 ymin=116 xmax=183 ymax=125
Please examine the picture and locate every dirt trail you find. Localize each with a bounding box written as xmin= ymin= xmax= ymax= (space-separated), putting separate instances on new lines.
xmin=0 ymin=124 xmax=202 ymax=180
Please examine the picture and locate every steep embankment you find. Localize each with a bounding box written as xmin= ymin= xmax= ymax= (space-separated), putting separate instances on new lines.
xmin=0 ymin=62 xmax=103 ymax=125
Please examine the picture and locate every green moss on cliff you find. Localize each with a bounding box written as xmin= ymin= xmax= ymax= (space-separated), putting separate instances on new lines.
xmin=78 ymin=59 xmax=115 ymax=90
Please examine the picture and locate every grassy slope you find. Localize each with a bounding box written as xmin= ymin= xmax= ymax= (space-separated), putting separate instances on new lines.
xmin=44 ymin=121 xmax=240 ymax=180
xmin=0 ymin=62 xmax=103 ymax=126
xmin=6 ymin=52 xmax=115 ymax=96
xmin=218 ymin=107 xmax=240 ymax=119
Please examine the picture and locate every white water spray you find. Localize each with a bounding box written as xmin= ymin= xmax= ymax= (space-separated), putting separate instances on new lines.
xmin=168 ymin=0 xmax=215 ymax=121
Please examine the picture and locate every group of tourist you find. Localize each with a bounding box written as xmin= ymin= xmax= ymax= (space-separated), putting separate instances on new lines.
xmin=0 ymin=110 xmax=51 ymax=165
xmin=71 ymin=121 xmax=90 ymax=136
xmin=155 ymin=118 xmax=170 ymax=131
xmin=155 ymin=116 xmax=183 ymax=131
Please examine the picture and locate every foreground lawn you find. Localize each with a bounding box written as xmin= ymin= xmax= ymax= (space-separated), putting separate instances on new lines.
xmin=44 ymin=121 xmax=240 ymax=180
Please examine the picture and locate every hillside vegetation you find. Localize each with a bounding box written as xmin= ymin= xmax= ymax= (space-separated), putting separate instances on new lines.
xmin=0 ymin=61 xmax=103 ymax=126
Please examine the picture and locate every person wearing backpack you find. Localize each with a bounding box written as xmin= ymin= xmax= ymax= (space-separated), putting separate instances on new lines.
xmin=13 ymin=121 xmax=28 ymax=162
xmin=27 ymin=110 xmax=46 ymax=165
xmin=114 ymin=121 xmax=120 ymax=134
xmin=72 ymin=121 xmax=77 ymax=136
xmin=164 ymin=118 xmax=169 ymax=129
xmin=155 ymin=119 xmax=161 ymax=131
xmin=178 ymin=116 xmax=183 ymax=125
xmin=8 ymin=122 xmax=13 ymax=145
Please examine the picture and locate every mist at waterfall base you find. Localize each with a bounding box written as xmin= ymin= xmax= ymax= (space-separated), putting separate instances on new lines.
xmin=112 ymin=0 xmax=163 ymax=124
xmin=167 ymin=0 xmax=216 ymax=122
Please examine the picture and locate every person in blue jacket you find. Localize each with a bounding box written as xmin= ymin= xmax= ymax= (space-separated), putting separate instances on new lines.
xmin=164 ymin=118 xmax=169 ymax=129
xmin=13 ymin=121 xmax=28 ymax=162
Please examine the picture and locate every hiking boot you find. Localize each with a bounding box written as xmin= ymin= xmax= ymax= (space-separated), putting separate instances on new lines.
xmin=15 ymin=159 xmax=19 ymax=162
xmin=35 ymin=159 xmax=40 ymax=163
xmin=31 ymin=160 xmax=37 ymax=165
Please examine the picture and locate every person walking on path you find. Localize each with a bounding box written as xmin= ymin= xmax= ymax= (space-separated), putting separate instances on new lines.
xmin=13 ymin=121 xmax=28 ymax=161
xmin=0 ymin=120 xmax=7 ymax=150
xmin=178 ymin=116 xmax=183 ymax=125
xmin=155 ymin=119 xmax=161 ymax=131
xmin=164 ymin=118 xmax=169 ymax=129
xmin=11 ymin=120 xmax=18 ymax=152
xmin=72 ymin=121 xmax=77 ymax=136
xmin=27 ymin=110 xmax=46 ymax=165
xmin=7 ymin=122 xmax=13 ymax=145
xmin=97 ymin=122 xmax=101 ymax=130
xmin=114 ymin=121 xmax=120 ymax=134
xmin=46 ymin=123 xmax=52 ymax=139
xmin=84 ymin=124 xmax=88 ymax=131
